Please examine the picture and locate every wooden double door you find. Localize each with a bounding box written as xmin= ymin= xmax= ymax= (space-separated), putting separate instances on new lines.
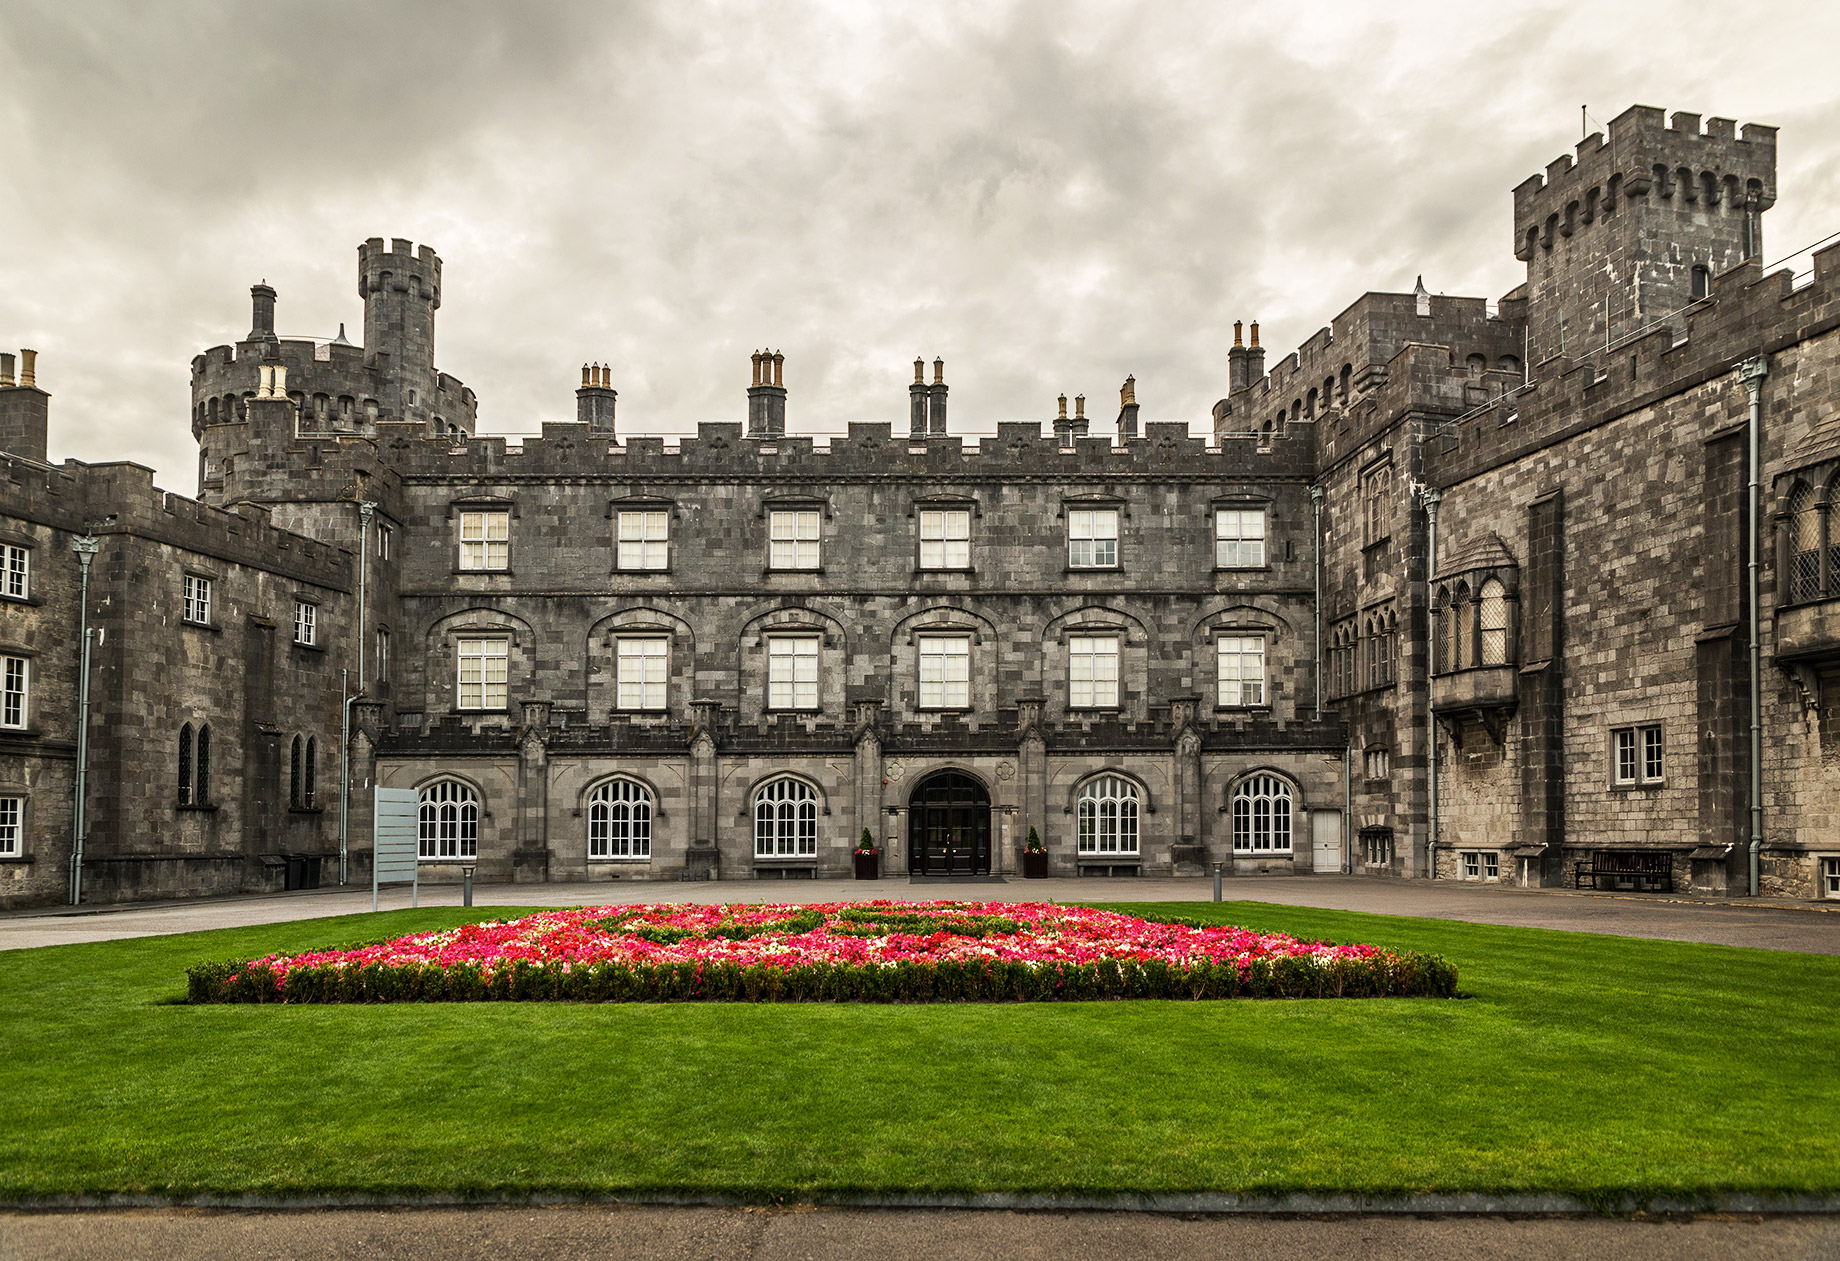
xmin=907 ymin=772 xmax=992 ymax=876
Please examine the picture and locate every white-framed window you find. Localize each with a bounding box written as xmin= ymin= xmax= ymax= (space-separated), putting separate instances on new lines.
xmin=1365 ymin=747 xmax=1390 ymax=780
xmin=294 ymin=600 xmax=317 ymax=646
xmin=754 ymin=777 xmax=818 ymax=857
xmin=588 ymin=779 xmax=653 ymax=859
xmin=1232 ymin=774 xmax=1293 ymax=853
xmin=418 ymin=780 xmax=479 ymax=859
xmin=1068 ymin=508 xmax=1118 ymax=568
xmin=917 ymin=635 xmax=970 ymax=709
xmin=1215 ymin=508 xmax=1266 ymax=568
xmin=1612 ymin=724 xmax=1664 ymax=786
xmin=456 ymin=638 xmax=509 ymax=710
xmin=458 ymin=510 xmax=510 ymax=571
xmin=1 ymin=655 xmax=25 ymax=729
xmin=1822 ymin=857 xmax=1840 ymax=900
xmin=1216 ymin=635 xmax=1266 ymax=706
xmin=376 ymin=524 xmax=392 ymax=561
xmin=617 ymin=510 xmax=670 ymax=571
xmin=616 ymin=636 xmax=668 ymax=711
xmin=183 ymin=574 xmax=212 ymax=625
xmin=767 ymin=636 xmax=820 ymax=710
xmin=1362 ymin=828 xmax=1393 ymax=867
xmin=0 ymin=796 xmax=20 ymax=855
xmin=1462 ymin=851 xmax=1479 ymax=879
xmin=1485 ymin=852 xmax=1500 ymax=879
xmin=918 ymin=509 xmax=971 ymax=569
xmin=376 ymin=628 xmax=390 ymax=684
xmin=1461 ymin=851 xmax=1502 ymax=881
xmin=2 ymin=544 xmax=27 ymax=600
xmin=768 ymin=509 xmax=821 ymax=570
xmin=1077 ymin=775 xmax=1139 ymax=855
xmin=1068 ymin=635 xmax=1120 ymax=709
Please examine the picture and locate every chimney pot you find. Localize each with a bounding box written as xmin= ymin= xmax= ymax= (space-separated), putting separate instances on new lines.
xmin=914 ymin=357 xmax=925 ymax=384
xmin=1233 ymin=320 xmax=1243 ymax=348
xmin=932 ymin=357 xmax=944 ymax=385
xmin=20 ymin=349 xmax=37 ymax=389
xmin=1249 ymin=322 xmax=1260 ymax=348
xmin=772 ymin=351 xmax=784 ymax=387
xmin=1074 ymin=394 xmax=1085 ymax=419
xmin=1057 ymin=393 xmax=1068 ymax=419
xmin=582 ymin=363 xmax=591 ymax=388
xmin=0 ymin=352 xmax=14 ymax=388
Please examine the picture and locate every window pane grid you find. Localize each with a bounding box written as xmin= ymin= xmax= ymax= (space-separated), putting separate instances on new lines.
xmin=459 ymin=511 xmax=510 ymax=570
xmin=1068 ymin=509 xmax=1118 ymax=568
xmin=1068 ymin=635 xmax=1119 ymax=708
xmin=1215 ymin=509 xmax=1266 ymax=567
xmin=418 ymin=781 xmax=479 ymax=859
xmin=754 ymin=778 xmax=819 ymax=857
xmin=2 ymin=545 xmax=26 ymax=599
xmin=294 ymin=601 xmax=316 ymax=645
xmin=1 ymin=656 xmax=24 ymax=728
xmin=183 ymin=575 xmax=212 ymax=624
xmin=1076 ymin=775 xmax=1139 ymax=854
xmin=457 ymin=638 xmax=510 ymax=709
xmin=589 ymin=779 xmax=654 ymax=858
xmin=617 ymin=511 xmax=670 ymax=570
xmin=0 ymin=796 xmax=19 ymax=855
xmin=768 ymin=636 xmax=820 ymax=710
xmin=769 ymin=510 xmax=821 ymax=569
xmin=918 ymin=636 xmax=970 ymax=709
xmin=1216 ymin=636 xmax=1265 ymax=706
xmin=919 ymin=510 xmax=970 ymax=569
xmin=1231 ymin=775 xmax=1293 ymax=852
xmin=616 ymin=637 xmax=668 ymax=710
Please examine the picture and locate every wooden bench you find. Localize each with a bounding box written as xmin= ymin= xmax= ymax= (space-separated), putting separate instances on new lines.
xmin=1573 ymin=850 xmax=1673 ymax=892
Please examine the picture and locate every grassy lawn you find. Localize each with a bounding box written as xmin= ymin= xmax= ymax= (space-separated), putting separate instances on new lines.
xmin=1 ymin=900 xmax=1835 ymax=1202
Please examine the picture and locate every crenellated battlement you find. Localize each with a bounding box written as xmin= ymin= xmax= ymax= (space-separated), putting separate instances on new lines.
xmin=373 ymin=417 xmax=1319 ymax=482
xmin=1514 ymin=106 xmax=1777 ymax=262
xmin=358 ymin=237 xmax=442 ymax=309
xmin=1427 ymin=242 xmax=1840 ymax=487
xmin=0 ymin=453 xmax=354 ymax=589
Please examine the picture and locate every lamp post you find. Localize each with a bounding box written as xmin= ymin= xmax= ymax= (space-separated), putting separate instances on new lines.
xmin=68 ymin=535 xmax=99 ymax=905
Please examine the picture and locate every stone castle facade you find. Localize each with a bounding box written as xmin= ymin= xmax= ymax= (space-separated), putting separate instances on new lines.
xmin=2 ymin=103 xmax=1837 ymax=906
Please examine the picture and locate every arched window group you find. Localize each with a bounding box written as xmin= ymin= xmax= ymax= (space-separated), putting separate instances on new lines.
xmin=1784 ymin=475 xmax=1840 ymax=605
xmin=589 ymin=779 xmax=653 ymax=859
xmin=418 ymin=780 xmax=479 ymax=859
xmin=289 ymin=735 xmax=317 ymax=810
xmin=1437 ymin=577 xmax=1513 ymax=672
xmin=177 ymin=722 xmax=211 ymax=806
xmin=1231 ymin=774 xmax=1293 ymax=853
xmin=1330 ymin=608 xmax=1395 ymax=698
xmin=1076 ymin=775 xmax=1140 ymax=855
xmin=754 ymin=777 xmax=818 ymax=858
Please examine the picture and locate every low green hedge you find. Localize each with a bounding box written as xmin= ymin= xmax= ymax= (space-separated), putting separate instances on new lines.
xmin=187 ymin=950 xmax=1458 ymax=1005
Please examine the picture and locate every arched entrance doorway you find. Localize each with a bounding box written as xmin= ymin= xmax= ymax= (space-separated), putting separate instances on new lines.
xmin=907 ymin=771 xmax=992 ymax=876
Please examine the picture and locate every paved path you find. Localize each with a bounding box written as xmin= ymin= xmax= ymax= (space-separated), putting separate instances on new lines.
xmin=4 ymin=874 xmax=1838 ymax=953
xmin=2 ymin=1206 xmax=1835 ymax=1261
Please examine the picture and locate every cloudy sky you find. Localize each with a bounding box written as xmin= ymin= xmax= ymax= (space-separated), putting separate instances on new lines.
xmin=2 ymin=0 xmax=1837 ymax=492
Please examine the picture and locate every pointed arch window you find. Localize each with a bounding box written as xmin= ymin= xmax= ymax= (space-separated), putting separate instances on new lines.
xmin=1076 ymin=775 xmax=1139 ymax=855
xmin=754 ymin=778 xmax=818 ymax=858
xmin=1788 ymin=481 xmax=1823 ymax=603
xmin=418 ymin=781 xmax=479 ymax=859
xmin=290 ymin=736 xmax=303 ymax=808
xmin=1231 ymin=775 xmax=1293 ymax=853
xmin=178 ymin=724 xmax=194 ymax=806
xmin=589 ymin=779 xmax=653 ymax=859
xmin=1479 ymin=579 xmax=1508 ymax=665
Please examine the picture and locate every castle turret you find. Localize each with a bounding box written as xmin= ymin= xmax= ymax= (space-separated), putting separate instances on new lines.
xmin=577 ymin=362 xmax=618 ymax=434
xmin=358 ymin=237 xmax=441 ymax=424
xmin=747 ymin=350 xmax=786 ymax=437
xmin=1514 ymin=105 xmax=1776 ymax=364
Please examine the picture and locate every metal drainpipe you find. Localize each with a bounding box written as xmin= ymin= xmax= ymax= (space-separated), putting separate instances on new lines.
xmin=339 ymin=501 xmax=375 ymax=886
xmin=1311 ymin=485 xmax=1324 ymax=721
xmin=1344 ymin=743 xmax=1354 ymax=874
xmin=67 ymin=535 xmax=99 ymax=905
xmin=1740 ymin=356 xmax=1770 ymax=896
xmin=1423 ymin=487 xmax=1442 ymax=880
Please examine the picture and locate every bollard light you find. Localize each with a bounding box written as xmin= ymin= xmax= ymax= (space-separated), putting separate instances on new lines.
xmin=463 ymin=865 xmax=474 ymax=908
xmin=1213 ymin=863 xmax=1224 ymax=903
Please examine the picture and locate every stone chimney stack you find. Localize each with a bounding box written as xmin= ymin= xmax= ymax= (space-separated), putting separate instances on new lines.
xmin=1246 ymin=321 xmax=1265 ymax=383
xmin=249 ymin=282 xmax=277 ymax=341
xmin=1228 ymin=320 xmax=1249 ymax=392
xmin=576 ymin=362 xmax=618 ymax=435
xmin=0 ymin=348 xmax=48 ymax=462
xmin=1116 ymin=375 xmax=1139 ymax=441
xmin=1053 ymin=393 xmax=1072 ymax=446
xmin=909 ymin=358 xmax=928 ymax=437
xmin=1070 ymin=393 xmax=1089 ymax=439
xmin=747 ymin=349 xmax=787 ymax=437
xmin=928 ymin=358 xmax=948 ymax=435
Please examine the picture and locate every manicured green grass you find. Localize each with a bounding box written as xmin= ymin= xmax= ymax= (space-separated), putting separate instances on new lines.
xmin=1 ymin=900 xmax=1835 ymax=1202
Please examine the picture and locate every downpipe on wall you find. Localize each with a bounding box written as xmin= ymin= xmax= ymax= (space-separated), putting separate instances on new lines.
xmin=1741 ymin=355 xmax=1770 ymax=897
xmin=1422 ymin=487 xmax=1442 ymax=881
xmin=67 ymin=535 xmax=99 ymax=905
xmin=339 ymin=501 xmax=375 ymax=886
xmin=1311 ymin=485 xmax=1324 ymax=721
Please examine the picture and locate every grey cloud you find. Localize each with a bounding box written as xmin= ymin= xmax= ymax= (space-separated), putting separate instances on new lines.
xmin=1 ymin=0 xmax=1836 ymax=489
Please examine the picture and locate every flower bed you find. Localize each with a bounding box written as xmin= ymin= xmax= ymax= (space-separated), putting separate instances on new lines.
xmin=186 ymin=901 xmax=1458 ymax=1004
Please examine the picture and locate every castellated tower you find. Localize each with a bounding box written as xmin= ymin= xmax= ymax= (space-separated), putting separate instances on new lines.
xmin=1515 ymin=105 xmax=1776 ymax=365
xmin=359 ymin=237 xmax=441 ymax=426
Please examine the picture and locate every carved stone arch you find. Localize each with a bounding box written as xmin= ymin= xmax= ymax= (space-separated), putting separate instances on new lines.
xmin=744 ymin=769 xmax=831 ymax=815
xmin=736 ymin=602 xmax=850 ymax=721
xmin=576 ymin=769 xmax=664 ymax=813
xmin=585 ymin=604 xmax=698 ymax=722
xmin=1062 ymin=767 xmax=1155 ymax=817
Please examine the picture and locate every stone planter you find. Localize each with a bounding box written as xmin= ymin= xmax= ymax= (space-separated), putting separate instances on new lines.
xmin=854 ymin=852 xmax=880 ymax=880
xmin=1022 ymin=851 xmax=1049 ymax=879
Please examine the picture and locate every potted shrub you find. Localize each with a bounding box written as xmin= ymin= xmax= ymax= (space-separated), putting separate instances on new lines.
xmin=1021 ymin=827 xmax=1049 ymax=879
xmin=853 ymin=828 xmax=880 ymax=880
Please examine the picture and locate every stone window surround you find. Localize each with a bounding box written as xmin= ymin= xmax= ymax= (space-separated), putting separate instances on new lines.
xmin=1207 ymin=620 xmax=1275 ymax=710
xmin=1059 ymin=494 xmax=1127 ymax=570
xmin=1075 ymin=773 xmax=1142 ymax=856
xmin=0 ymin=534 xmax=32 ymax=602
xmin=1775 ymin=463 xmax=1840 ymax=607
xmin=1609 ymin=722 xmax=1665 ymax=789
xmin=1064 ymin=631 xmax=1122 ymax=711
xmin=585 ymin=775 xmax=656 ymax=862
xmin=1211 ymin=496 xmax=1271 ymax=570
xmin=417 ymin=776 xmax=482 ymax=862
xmin=1820 ymin=855 xmax=1840 ymax=901
xmin=1227 ymin=769 xmax=1297 ymax=854
xmin=1361 ymin=457 xmax=1395 ymax=549
xmin=1060 ymin=769 xmax=1156 ymax=819
xmin=912 ymin=499 xmax=976 ymax=572
xmin=1459 ymin=850 xmax=1502 ymax=881
xmin=449 ymin=498 xmax=517 ymax=574
xmin=608 ymin=496 xmax=676 ymax=573
xmin=760 ymin=494 xmax=830 ymax=574
xmin=613 ymin=634 xmax=670 ymax=712
xmin=765 ymin=632 xmax=822 ymax=712
xmin=181 ymin=568 xmax=219 ymax=628
xmin=292 ymin=596 xmax=321 ymax=648
xmin=1 ymin=647 xmax=33 ymax=732
xmin=1434 ymin=567 xmax=1520 ymax=673
xmin=453 ymin=633 xmax=513 ymax=712
xmin=0 ymin=791 xmax=27 ymax=859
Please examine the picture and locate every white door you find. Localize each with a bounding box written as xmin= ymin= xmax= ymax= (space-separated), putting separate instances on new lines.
xmin=1310 ymin=809 xmax=1343 ymax=874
